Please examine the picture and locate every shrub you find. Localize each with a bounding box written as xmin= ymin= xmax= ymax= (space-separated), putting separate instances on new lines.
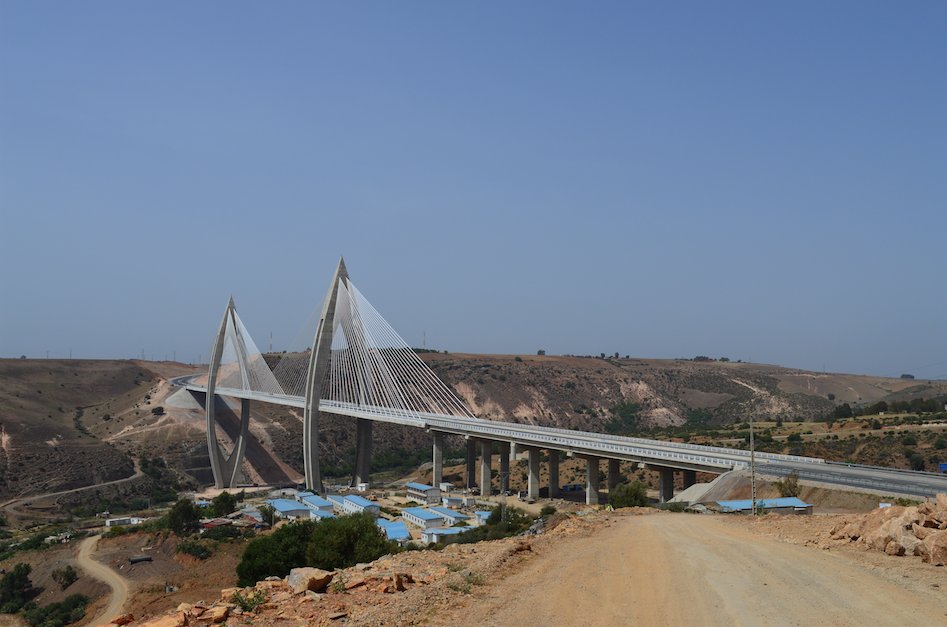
xmin=608 ymin=481 xmax=648 ymax=508
xmin=305 ymin=513 xmax=397 ymax=571
xmin=23 ymin=594 xmax=89 ymax=627
xmin=231 ymin=589 xmax=266 ymax=613
xmin=176 ymin=539 xmax=212 ymax=560
xmin=456 ymin=506 xmax=533 ymax=544
xmin=935 ymin=436 xmax=947 ymax=450
xmin=902 ymin=434 xmax=918 ymax=446
xmin=539 ymin=505 xmax=557 ymax=518
xmin=51 ymin=565 xmax=78 ymax=590
xmin=773 ymin=471 xmax=801 ymax=497
xmin=787 ymin=433 xmax=802 ymax=443
xmin=202 ymin=525 xmax=242 ymax=542
xmin=237 ymin=521 xmax=316 ymax=586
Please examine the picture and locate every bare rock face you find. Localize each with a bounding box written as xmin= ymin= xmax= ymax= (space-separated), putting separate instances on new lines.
xmin=110 ymin=614 xmax=135 ymax=626
xmin=287 ymin=567 xmax=334 ymax=594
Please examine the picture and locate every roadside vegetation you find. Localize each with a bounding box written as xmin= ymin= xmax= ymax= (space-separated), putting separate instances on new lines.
xmin=237 ymin=512 xmax=399 ymax=586
xmin=0 ymin=563 xmax=88 ymax=626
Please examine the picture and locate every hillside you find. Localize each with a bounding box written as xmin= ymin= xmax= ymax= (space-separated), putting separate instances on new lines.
xmin=425 ymin=353 xmax=943 ymax=429
xmin=1 ymin=356 xmax=945 ymax=515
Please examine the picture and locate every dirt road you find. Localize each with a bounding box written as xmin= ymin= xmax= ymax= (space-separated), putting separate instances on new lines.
xmin=77 ymin=535 xmax=129 ymax=625
xmin=458 ymin=513 xmax=947 ymax=626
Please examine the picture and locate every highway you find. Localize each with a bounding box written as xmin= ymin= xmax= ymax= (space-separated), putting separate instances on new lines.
xmin=172 ymin=375 xmax=947 ymax=498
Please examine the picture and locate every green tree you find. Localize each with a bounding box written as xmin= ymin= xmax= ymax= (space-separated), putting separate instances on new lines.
xmin=23 ymin=593 xmax=89 ymax=627
xmin=305 ymin=513 xmax=397 ymax=571
xmin=773 ymin=471 xmax=800 ymax=497
xmin=237 ymin=521 xmax=315 ymax=586
xmin=608 ymin=481 xmax=648 ymax=508
xmin=212 ymin=491 xmax=237 ymax=517
xmin=168 ymin=499 xmax=201 ymax=536
xmin=0 ymin=563 xmax=38 ymax=614
xmin=258 ymin=504 xmax=277 ymax=527
xmin=51 ymin=565 xmax=78 ymax=590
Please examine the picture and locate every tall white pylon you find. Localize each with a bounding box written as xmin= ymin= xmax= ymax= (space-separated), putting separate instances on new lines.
xmin=205 ymin=297 xmax=252 ymax=489
xmin=302 ymin=257 xmax=349 ymax=492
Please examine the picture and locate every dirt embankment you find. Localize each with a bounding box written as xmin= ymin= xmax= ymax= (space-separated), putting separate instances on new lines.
xmin=126 ymin=508 xmax=947 ymax=626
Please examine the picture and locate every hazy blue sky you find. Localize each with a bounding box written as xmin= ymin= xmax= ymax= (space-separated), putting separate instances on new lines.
xmin=1 ymin=3 xmax=945 ymax=378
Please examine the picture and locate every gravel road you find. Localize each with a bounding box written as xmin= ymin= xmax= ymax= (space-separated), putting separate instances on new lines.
xmin=460 ymin=513 xmax=947 ymax=626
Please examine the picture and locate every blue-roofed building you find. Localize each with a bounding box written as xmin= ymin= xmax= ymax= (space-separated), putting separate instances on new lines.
xmin=309 ymin=509 xmax=336 ymax=521
xmin=300 ymin=494 xmax=334 ymax=514
xmin=326 ymin=495 xmax=345 ymax=513
xmin=296 ymin=491 xmax=316 ymax=500
xmin=377 ymin=519 xmax=412 ymax=544
xmin=716 ymin=497 xmax=813 ymax=515
xmin=420 ymin=527 xmax=472 ymax=545
xmin=406 ymin=482 xmax=441 ymax=504
xmin=267 ymin=499 xmax=311 ymax=520
xmin=338 ymin=495 xmax=380 ymax=517
xmin=429 ymin=506 xmax=470 ymax=527
xmin=402 ymin=507 xmax=444 ymax=530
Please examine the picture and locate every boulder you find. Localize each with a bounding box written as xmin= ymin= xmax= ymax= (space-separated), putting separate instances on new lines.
xmin=287 ymin=567 xmax=334 ymax=594
xmin=204 ymin=606 xmax=229 ymax=624
xmin=935 ymin=493 xmax=947 ymax=511
xmin=920 ymin=530 xmax=947 ymax=566
xmin=140 ymin=612 xmax=188 ymax=627
xmin=111 ymin=614 xmax=135 ymax=626
xmin=884 ymin=540 xmax=904 ymax=556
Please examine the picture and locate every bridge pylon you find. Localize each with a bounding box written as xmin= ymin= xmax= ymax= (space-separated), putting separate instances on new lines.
xmin=302 ymin=257 xmax=350 ymax=493
xmin=205 ymin=297 xmax=252 ymax=489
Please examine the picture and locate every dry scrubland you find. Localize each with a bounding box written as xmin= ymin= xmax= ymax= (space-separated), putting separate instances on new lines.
xmin=114 ymin=505 xmax=947 ymax=626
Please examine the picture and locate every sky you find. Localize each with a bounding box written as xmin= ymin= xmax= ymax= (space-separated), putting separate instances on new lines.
xmin=1 ymin=3 xmax=945 ymax=378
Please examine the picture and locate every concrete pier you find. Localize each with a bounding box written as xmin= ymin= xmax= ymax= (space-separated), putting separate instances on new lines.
xmin=479 ymin=440 xmax=492 ymax=495
xmin=499 ymin=442 xmax=511 ymax=493
xmin=465 ymin=439 xmax=477 ymax=490
xmin=352 ymin=418 xmax=373 ymax=487
xmin=682 ymin=469 xmax=697 ymax=490
xmin=586 ymin=457 xmax=600 ymax=505
xmin=432 ymin=432 xmax=444 ymax=487
xmin=527 ymin=448 xmax=541 ymax=500
xmin=548 ymin=450 xmax=560 ymax=498
xmin=659 ymin=467 xmax=674 ymax=503
xmin=607 ymin=458 xmax=621 ymax=492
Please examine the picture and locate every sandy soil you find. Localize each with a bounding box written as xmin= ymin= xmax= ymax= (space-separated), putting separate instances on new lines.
xmin=447 ymin=512 xmax=947 ymax=627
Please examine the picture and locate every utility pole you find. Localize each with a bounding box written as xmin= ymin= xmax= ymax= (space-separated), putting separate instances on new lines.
xmin=750 ymin=413 xmax=757 ymax=515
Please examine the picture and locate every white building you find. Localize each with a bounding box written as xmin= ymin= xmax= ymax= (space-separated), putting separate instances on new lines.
xmin=105 ymin=517 xmax=145 ymax=528
xmin=402 ymin=507 xmax=445 ymax=530
xmin=406 ymin=482 xmax=441 ymax=504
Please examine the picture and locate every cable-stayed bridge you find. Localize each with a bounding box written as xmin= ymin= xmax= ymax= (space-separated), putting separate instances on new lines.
xmin=175 ymin=258 xmax=947 ymax=501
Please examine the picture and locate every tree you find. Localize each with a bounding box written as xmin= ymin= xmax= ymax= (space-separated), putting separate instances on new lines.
xmin=168 ymin=499 xmax=201 ymax=536
xmin=787 ymin=432 xmax=802 ymax=443
xmin=151 ymin=406 xmax=165 ymax=416
xmin=212 ymin=491 xmax=237 ymax=517
xmin=608 ymin=481 xmax=648 ymax=508
xmin=51 ymin=565 xmax=78 ymax=590
xmin=0 ymin=563 xmax=38 ymax=614
xmin=237 ymin=521 xmax=316 ymax=586
xmin=773 ymin=471 xmax=800 ymax=497
xmin=305 ymin=513 xmax=397 ymax=571
xmin=258 ymin=504 xmax=277 ymax=527
xmin=834 ymin=403 xmax=853 ymax=419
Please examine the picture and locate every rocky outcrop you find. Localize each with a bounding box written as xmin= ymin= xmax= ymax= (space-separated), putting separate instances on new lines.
xmin=830 ymin=493 xmax=947 ymax=564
